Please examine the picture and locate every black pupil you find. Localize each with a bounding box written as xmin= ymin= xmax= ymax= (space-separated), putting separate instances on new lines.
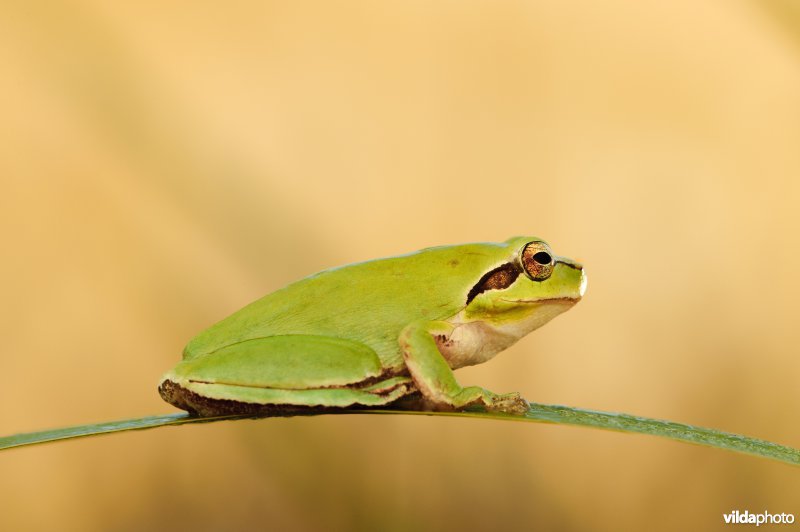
xmin=533 ymin=251 xmax=551 ymax=265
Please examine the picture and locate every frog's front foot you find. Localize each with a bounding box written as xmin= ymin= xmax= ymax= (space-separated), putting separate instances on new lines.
xmin=485 ymin=392 xmax=530 ymax=415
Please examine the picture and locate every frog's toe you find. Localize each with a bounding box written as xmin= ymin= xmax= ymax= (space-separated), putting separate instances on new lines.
xmin=487 ymin=392 xmax=529 ymax=415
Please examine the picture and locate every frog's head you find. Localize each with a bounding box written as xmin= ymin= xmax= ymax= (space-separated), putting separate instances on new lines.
xmin=463 ymin=237 xmax=586 ymax=334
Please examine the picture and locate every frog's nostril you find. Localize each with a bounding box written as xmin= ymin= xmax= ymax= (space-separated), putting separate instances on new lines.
xmin=533 ymin=251 xmax=552 ymax=265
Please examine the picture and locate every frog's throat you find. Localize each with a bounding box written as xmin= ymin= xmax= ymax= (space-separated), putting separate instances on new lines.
xmin=443 ymin=298 xmax=577 ymax=369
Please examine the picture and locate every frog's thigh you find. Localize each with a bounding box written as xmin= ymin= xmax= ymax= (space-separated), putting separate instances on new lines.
xmin=172 ymin=335 xmax=383 ymax=389
xmin=185 ymin=379 xmax=410 ymax=408
xmin=165 ymin=335 xmax=413 ymax=408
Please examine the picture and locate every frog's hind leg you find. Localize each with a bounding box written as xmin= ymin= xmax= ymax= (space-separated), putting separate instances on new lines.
xmin=158 ymin=378 xmax=413 ymax=416
xmin=159 ymin=335 xmax=414 ymax=416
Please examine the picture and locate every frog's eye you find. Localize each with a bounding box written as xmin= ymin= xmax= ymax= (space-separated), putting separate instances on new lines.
xmin=520 ymin=241 xmax=554 ymax=281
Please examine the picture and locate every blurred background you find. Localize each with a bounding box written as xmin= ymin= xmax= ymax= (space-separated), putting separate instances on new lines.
xmin=2 ymin=1 xmax=799 ymax=530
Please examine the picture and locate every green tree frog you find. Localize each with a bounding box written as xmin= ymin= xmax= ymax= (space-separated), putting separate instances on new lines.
xmin=159 ymin=237 xmax=586 ymax=416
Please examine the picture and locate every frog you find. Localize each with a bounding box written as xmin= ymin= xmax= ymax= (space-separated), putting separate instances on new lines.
xmin=158 ymin=236 xmax=586 ymax=416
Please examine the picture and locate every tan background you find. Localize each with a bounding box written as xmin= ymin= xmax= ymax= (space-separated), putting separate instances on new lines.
xmin=2 ymin=1 xmax=799 ymax=530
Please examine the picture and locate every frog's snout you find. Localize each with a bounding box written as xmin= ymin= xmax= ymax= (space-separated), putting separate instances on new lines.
xmin=579 ymin=269 xmax=588 ymax=298
xmin=554 ymin=256 xmax=586 ymax=300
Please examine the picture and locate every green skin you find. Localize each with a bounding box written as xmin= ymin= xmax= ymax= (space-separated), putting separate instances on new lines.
xmin=159 ymin=236 xmax=586 ymax=416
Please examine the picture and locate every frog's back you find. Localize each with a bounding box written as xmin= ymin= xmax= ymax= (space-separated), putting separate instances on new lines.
xmin=183 ymin=241 xmax=513 ymax=366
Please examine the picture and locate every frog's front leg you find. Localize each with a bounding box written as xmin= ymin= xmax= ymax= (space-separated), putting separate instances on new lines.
xmin=398 ymin=321 xmax=529 ymax=414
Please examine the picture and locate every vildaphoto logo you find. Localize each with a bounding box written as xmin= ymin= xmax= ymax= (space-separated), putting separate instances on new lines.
xmin=723 ymin=510 xmax=795 ymax=526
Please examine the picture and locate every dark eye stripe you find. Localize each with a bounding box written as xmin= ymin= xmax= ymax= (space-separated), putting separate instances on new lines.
xmin=466 ymin=263 xmax=520 ymax=305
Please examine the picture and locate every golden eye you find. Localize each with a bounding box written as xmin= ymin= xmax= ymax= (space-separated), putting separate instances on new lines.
xmin=520 ymin=241 xmax=554 ymax=281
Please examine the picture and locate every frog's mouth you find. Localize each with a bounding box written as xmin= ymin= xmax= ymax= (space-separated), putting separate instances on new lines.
xmin=501 ymin=296 xmax=581 ymax=305
xmin=502 ymin=269 xmax=587 ymax=304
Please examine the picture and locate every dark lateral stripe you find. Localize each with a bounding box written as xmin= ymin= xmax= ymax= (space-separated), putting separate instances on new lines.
xmin=557 ymin=259 xmax=583 ymax=270
xmin=466 ymin=263 xmax=520 ymax=305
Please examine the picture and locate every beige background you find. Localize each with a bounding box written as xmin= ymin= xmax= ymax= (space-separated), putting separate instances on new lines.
xmin=2 ymin=1 xmax=799 ymax=530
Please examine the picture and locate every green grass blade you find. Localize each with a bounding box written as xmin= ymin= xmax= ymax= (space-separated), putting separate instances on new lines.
xmin=365 ymin=404 xmax=800 ymax=465
xmin=0 ymin=413 xmax=214 ymax=449
xmin=1 ymin=404 xmax=797 ymax=466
